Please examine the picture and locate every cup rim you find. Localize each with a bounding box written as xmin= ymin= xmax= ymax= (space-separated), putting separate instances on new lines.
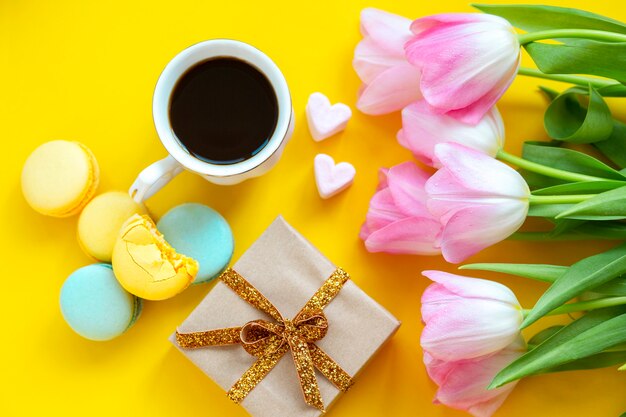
xmin=152 ymin=39 xmax=292 ymax=177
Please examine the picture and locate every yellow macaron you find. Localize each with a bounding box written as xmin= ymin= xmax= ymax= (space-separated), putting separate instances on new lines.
xmin=78 ymin=191 xmax=148 ymax=262
xmin=112 ymin=214 xmax=198 ymax=300
xmin=21 ymin=140 xmax=99 ymax=217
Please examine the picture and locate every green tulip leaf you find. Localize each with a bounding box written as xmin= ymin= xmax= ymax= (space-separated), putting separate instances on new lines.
xmin=543 ymin=85 xmax=614 ymax=143
xmin=532 ymin=180 xmax=625 ymax=195
xmin=597 ymin=83 xmax=626 ymax=97
xmin=595 ymin=277 xmax=626 ymax=297
xmin=527 ymin=203 xmax=574 ymax=218
xmin=528 ymin=326 xmax=563 ymax=346
xmin=522 ymin=243 xmax=626 ymax=328
xmin=594 ymin=120 xmax=626 ymax=168
xmin=556 ymin=186 xmax=626 ymax=220
xmin=539 ymin=86 xmax=560 ymax=102
xmin=547 ymin=351 xmax=626 ymax=372
xmin=491 ymin=307 xmax=626 ymax=388
xmin=472 ymin=4 xmax=626 ymax=34
xmin=548 ymin=219 xmax=586 ymax=237
xmin=520 ymin=169 xmax=567 ymax=190
xmin=460 ymin=263 xmax=566 ymax=283
xmin=461 ymin=263 xmax=626 ymax=296
xmin=540 ymin=80 xmax=626 ymax=100
xmin=575 ymin=221 xmax=626 ymax=239
xmin=523 ymin=141 xmax=624 ymax=178
xmin=527 ymin=40 xmax=626 ymax=84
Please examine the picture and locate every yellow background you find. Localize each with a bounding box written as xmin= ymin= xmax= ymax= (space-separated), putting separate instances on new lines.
xmin=1 ymin=0 xmax=625 ymax=415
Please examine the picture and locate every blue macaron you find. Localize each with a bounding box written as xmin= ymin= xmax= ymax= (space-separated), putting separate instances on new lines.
xmin=157 ymin=203 xmax=234 ymax=284
xmin=60 ymin=263 xmax=142 ymax=341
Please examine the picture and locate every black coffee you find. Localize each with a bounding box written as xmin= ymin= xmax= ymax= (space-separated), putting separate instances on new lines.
xmin=169 ymin=57 xmax=278 ymax=165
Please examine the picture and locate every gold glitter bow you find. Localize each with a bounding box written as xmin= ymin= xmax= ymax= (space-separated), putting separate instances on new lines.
xmin=175 ymin=268 xmax=354 ymax=412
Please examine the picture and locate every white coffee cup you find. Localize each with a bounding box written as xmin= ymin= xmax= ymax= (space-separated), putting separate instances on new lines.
xmin=129 ymin=39 xmax=294 ymax=203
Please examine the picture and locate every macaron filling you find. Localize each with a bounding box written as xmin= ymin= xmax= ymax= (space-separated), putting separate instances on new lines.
xmin=121 ymin=216 xmax=197 ymax=281
xmin=113 ymin=214 xmax=198 ymax=300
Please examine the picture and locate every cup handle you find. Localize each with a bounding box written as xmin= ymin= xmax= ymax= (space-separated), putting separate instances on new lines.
xmin=129 ymin=155 xmax=184 ymax=203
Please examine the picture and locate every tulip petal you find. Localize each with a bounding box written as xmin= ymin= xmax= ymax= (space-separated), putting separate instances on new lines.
xmin=376 ymin=167 xmax=389 ymax=190
xmin=423 ymin=352 xmax=455 ymax=386
xmin=420 ymin=272 xmax=526 ymax=416
xmin=386 ymin=162 xmax=432 ymax=217
xmin=433 ymin=341 xmax=524 ymax=417
xmin=359 ymin=222 xmax=373 ymax=241
xmin=356 ymin=63 xmax=422 ymax=115
xmin=360 ymin=8 xmax=413 ymax=56
xmin=436 ymin=365 xmax=517 ymax=417
xmin=421 ymin=297 xmax=522 ymax=361
xmin=364 ymin=216 xmax=441 ymax=255
xmin=421 ymin=283 xmax=467 ymax=323
xmin=420 ymin=276 xmax=523 ymax=361
xmin=422 ymin=270 xmax=520 ymax=309
xmin=404 ymin=13 xmax=520 ymax=124
xmin=442 ymin=60 xmax=519 ymax=125
xmin=401 ymin=102 xmax=505 ymax=166
xmin=406 ymin=17 xmax=519 ymax=110
xmin=410 ymin=13 xmax=509 ymax=35
xmin=438 ymin=202 xmax=528 ymax=263
xmin=424 ymin=143 xmax=529 ymax=261
xmin=426 ymin=143 xmax=529 ymax=225
xmin=467 ymin=398 xmax=511 ymax=417
xmin=364 ymin=188 xmax=406 ymax=232
xmin=430 ymin=143 xmax=528 ymax=199
xmin=396 ymin=128 xmax=409 ymax=149
xmin=354 ymin=37 xmax=408 ymax=84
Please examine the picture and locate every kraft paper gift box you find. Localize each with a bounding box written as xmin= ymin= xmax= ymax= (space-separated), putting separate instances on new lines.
xmin=170 ymin=216 xmax=400 ymax=417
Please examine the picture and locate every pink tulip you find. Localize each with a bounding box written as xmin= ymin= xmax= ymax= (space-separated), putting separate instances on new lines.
xmin=360 ymin=162 xmax=441 ymax=255
xmin=404 ymin=13 xmax=520 ymax=124
xmin=353 ymin=8 xmax=422 ymax=115
xmin=423 ymin=337 xmax=525 ymax=417
xmin=399 ymin=101 xmax=505 ymax=167
xmin=426 ymin=143 xmax=529 ymax=263
xmin=421 ymin=270 xmax=523 ymax=361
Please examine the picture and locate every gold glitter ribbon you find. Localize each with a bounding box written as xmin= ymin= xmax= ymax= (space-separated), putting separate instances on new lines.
xmin=176 ymin=268 xmax=354 ymax=412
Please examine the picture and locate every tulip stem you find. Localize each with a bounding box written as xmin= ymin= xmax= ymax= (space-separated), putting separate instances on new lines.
xmin=527 ymin=341 xmax=626 ymax=352
xmin=518 ymin=29 xmax=626 ymax=45
xmin=522 ymin=296 xmax=626 ymax=318
xmin=496 ymin=149 xmax=608 ymax=183
xmin=528 ymin=194 xmax=594 ymax=205
xmin=517 ymin=67 xmax=617 ymax=89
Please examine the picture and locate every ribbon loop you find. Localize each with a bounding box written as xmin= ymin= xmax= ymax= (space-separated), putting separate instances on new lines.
xmin=239 ymin=320 xmax=284 ymax=356
xmin=176 ymin=268 xmax=354 ymax=411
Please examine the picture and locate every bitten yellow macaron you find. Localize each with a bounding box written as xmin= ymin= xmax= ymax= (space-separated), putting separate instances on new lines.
xmin=21 ymin=140 xmax=99 ymax=217
xmin=78 ymin=191 xmax=148 ymax=262
xmin=112 ymin=214 xmax=198 ymax=300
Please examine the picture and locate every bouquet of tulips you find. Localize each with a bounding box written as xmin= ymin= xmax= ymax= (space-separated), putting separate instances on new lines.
xmin=354 ymin=4 xmax=626 ymax=416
